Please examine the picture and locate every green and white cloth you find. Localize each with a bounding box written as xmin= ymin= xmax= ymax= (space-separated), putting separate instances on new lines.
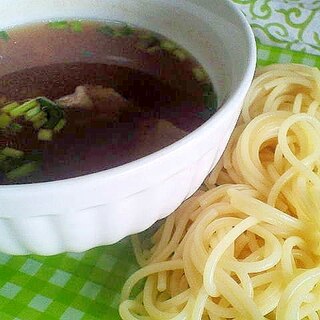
xmin=0 ymin=1 xmax=320 ymax=319
xmin=232 ymin=0 xmax=320 ymax=55
xmin=0 ymin=240 xmax=138 ymax=319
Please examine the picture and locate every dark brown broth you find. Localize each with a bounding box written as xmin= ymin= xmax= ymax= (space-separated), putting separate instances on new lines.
xmin=0 ymin=21 xmax=214 ymax=184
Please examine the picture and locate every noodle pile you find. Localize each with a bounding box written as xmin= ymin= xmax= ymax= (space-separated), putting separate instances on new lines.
xmin=119 ymin=64 xmax=320 ymax=320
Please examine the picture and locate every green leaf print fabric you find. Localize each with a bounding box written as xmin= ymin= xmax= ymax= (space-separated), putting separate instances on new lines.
xmin=231 ymin=0 xmax=320 ymax=55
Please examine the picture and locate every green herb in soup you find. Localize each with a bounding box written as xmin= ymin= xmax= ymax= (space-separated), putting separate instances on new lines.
xmin=47 ymin=20 xmax=83 ymax=32
xmin=0 ymin=31 xmax=10 ymax=42
xmin=0 ymin=20 xmax=217 ymax=184
xmin=98 ymin=23 xmax=134 ymax=37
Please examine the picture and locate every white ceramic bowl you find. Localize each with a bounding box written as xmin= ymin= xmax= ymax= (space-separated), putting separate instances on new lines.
xmin=0 ymin=0 xmax=256 ymax=255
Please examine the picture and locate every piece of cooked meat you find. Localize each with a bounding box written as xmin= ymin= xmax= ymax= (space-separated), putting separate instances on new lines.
xmin=133 ymin=119 xmax=187 ymax=156
xmin=56 ymin=86 xmax=93 ymax=110
xmin=56 ymin=85 xmax=130 ymax=119
xmin=153 ymin=119 xmax=187 ymax=145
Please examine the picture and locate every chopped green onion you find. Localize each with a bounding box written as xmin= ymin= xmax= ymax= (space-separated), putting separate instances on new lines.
xmin=6 ymin=161 xmax=39 ymax=181
xmin=69 ymin=21 xmax=83 ymax=32
xmin=33 ymin=118 xmax=48 ymax=129
xmin=122 ymin=24 xmax=134 ymax=35
xmin=29 ymin=111 xmax=46 ymax=123
xmin=97 ymin=25 xmax=114 ymax=36
xmin=0 ymin=113 xmax=11 ymax=128
xmin=0 ymin=158 xmax=12 ymax=172
xmin=138 ymin=32 xmax=154 ymax=40
xmin=172 ymin=49 xmax=187 ymax=61
xmin=160 ymin=40 xmax=176 ymax=52
xmin=2 ymin=102 xmax=19 ymax=113
xmin=37 ymin=97 xmax=64 ymax=129
xmin=203 ymin=83 xmax=217 ymax=112
xmin=192 ymin=67 xmax=207 ymax=82
xmin=53 ymin=118 xmax=66 ymax=132
xmin=47 ymin=21 xmax=69 ymax=29
xmin=10 ymin=100 xmax=39 ymax=118
xmin=38 ymin=129 xmax=53 ymax=141
xmin=25 ymin=106 xmax=41 ymax=120
xmin=2 ymin=147 xmax=24 ymax=158
xmin=204 ymin=96 xmax=217 ymax=113
xmin=48 ymin=20 xmax=83 ymax=32
xmin=115 ymin=24 xmax=134 ymax=37
xmin=0 ymin=31 xmax=10 ymax=42
xmin=9 ymin=123 xmax=23 ymax=133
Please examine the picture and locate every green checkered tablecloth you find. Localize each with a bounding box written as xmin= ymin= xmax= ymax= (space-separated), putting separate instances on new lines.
xmin=257 ymin=43 xmax=320 ymax=68
xmin=0 ymin=239 xmax=138 ymax=320
xmin=0 ymin=46 xmax=320 ymax=320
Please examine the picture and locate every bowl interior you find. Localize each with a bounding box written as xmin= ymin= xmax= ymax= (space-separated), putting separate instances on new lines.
xmin=0 ymin=0 xmax=251 ymax=109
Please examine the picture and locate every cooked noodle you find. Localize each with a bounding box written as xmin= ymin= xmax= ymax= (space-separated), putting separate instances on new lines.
xmin=119 ymin=64 xmax=320 ymax=320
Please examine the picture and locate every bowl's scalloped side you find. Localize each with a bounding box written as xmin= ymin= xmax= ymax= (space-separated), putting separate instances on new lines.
xmin=0 ymin=146 xmax=222 ymax=255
